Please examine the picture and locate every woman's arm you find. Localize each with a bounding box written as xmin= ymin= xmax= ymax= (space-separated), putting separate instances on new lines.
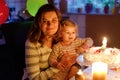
xmin=25 ymin=40 xmax=54 ymax=80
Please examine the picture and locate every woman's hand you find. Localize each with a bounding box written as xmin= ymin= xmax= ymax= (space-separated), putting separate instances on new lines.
xmin=59 ymin=53 xmax=78 ymax=69
xmin=66 ymin=54 xmax=78 ymax=67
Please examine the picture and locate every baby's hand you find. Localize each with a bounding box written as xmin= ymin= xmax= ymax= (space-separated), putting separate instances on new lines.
xmin=76 ymin=47 xmax=86 ymax=53
xmin=76 ymin=44 xmax=91 ymax=53
xmin=85 ymin=37 xmax=94 ymax=47
xmin=57 ymin=63 xmax=66 ymax=71
xmin=58 ymin=53 xmax=77 ymax=69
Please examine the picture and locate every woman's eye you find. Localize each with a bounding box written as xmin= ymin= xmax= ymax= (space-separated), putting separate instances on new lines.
xmin=66 ymin=32 xmax=69 ymax=34
xmin=42 ymin=18 xmax=58 ymax=24
xmin=42 ymin=20 xmax=47 ymax=23
xmin=52 ymin=19 xmax=58 ymax=23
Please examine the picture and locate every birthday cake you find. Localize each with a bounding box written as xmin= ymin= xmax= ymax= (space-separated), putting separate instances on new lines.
xmin=82 ymin=47 xmax=120 ymax=68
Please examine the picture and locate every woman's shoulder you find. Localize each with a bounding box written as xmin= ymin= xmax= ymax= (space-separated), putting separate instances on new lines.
xmin=25 ymin=39 xmax=41 ymax=47
xmin=25 ymin=39 xmax=34 ymax=46
xmin=25 ymin=39 xmax=31 ymax=44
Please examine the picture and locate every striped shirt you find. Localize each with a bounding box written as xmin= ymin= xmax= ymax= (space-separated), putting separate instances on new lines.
xmin=25 ymin=39 xmax=59 ymax=80
xmin=49 ymin=37 xmax=93 ymax=67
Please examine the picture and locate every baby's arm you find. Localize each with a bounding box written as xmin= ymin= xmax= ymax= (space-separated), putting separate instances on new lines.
xmin=83 ymin=37 xmax=93 ymax=48
xmin=76 ymin=37 xmax=93 ymax=53
xmin=49 ymin=44 xmax=66 ymax=71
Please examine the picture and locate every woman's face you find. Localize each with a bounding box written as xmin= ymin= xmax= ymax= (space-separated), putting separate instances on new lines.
xmin=40 ymin=11 xmax=59 ymax=36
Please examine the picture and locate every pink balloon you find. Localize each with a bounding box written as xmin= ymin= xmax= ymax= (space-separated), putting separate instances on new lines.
xmin=0 ymin=0 xmax=9 ymax=25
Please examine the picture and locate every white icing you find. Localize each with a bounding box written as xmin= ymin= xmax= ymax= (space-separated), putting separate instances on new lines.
xmin=77 ymin=47 xmax=120 ymax=68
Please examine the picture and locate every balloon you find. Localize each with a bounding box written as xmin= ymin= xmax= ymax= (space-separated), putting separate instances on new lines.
xmin=0 ymin=0 xmax=9 ymax=25
xmin=26 ymin=0 xmax=48 ymax=17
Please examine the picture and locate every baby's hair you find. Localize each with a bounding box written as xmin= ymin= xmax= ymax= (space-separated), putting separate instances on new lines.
xmin=56 ymin=19 xmax=79 ymax=42
xmin=61 ymin=19 xmax=77 ymax=28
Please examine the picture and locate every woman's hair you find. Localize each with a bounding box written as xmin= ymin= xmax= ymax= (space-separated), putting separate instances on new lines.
xmin=56 ymin=19 xmax=78 ymax=42
xmin=27 ymin=4 xmax=62 ymax=44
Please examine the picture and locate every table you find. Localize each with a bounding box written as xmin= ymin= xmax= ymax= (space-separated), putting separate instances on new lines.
xmin=84 ymin=67 xmax=120 ymax=80
xmin=70 ymin=54 xmax=120 ymax=80
xmin=70 ymin=66 xmax=120 ymax=80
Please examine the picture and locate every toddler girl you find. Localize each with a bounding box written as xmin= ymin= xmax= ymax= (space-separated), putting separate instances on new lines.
xmin=49 ymin=19 xmax=93 ymax=80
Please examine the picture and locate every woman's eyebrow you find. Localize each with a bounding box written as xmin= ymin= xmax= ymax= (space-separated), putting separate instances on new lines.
xmin=43 ymin=17 xmax=58 ymax=20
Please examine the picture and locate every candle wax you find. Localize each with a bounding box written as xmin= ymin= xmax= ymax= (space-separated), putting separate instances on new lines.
xmin=92 ymin=62 xmax=108 ymax=80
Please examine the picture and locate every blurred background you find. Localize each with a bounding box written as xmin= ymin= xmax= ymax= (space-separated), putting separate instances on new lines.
xmin=3 ymin=0 xmax=120 ymax=23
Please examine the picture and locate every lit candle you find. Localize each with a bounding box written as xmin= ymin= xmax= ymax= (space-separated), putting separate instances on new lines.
xmin=75 ymin=69 xmax=85 ymax=80
xmin=92 ymin=62 xmax=108 ymax=80
xmin=102 ymin=37 xmax=107 ymax=49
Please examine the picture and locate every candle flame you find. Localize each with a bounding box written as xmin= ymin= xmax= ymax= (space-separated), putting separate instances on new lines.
xmin=77 ymin=69 xmax=83 ymax=75
xmin=102 ymin=37 xmax=107 ymax=48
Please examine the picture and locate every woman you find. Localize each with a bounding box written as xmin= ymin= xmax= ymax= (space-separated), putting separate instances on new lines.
xmin=25 ymin=4 xmax=62 ymax=80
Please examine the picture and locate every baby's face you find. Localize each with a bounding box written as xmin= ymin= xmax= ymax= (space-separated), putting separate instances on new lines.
xmin=62 ymin=26 xmax=77 ymax=43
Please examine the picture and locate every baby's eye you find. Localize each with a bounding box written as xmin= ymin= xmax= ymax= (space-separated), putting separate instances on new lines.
xmin=72 ymin=32 xmax=75 ymax=34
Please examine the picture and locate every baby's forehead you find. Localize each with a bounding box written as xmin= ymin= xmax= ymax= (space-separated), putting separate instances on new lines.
xmin=62 ymin=26 xmax=76 ymax=31
xmin=62 ymin=25 xmax=77 ymax=30
xmin=64 ymin=25 xmax=75 ymax=28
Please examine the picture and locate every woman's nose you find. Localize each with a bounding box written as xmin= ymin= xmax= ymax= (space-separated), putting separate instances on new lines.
xmin=47 ymin=21 xmax=52 ymax=26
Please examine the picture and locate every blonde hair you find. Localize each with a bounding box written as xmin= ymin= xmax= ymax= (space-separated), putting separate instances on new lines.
xmin=56 ymin=19 xmax=78 ymax=42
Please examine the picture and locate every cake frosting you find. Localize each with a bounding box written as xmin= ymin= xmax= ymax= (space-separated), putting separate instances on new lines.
xmin=80 ymin=47 xmax=120 ymax=68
